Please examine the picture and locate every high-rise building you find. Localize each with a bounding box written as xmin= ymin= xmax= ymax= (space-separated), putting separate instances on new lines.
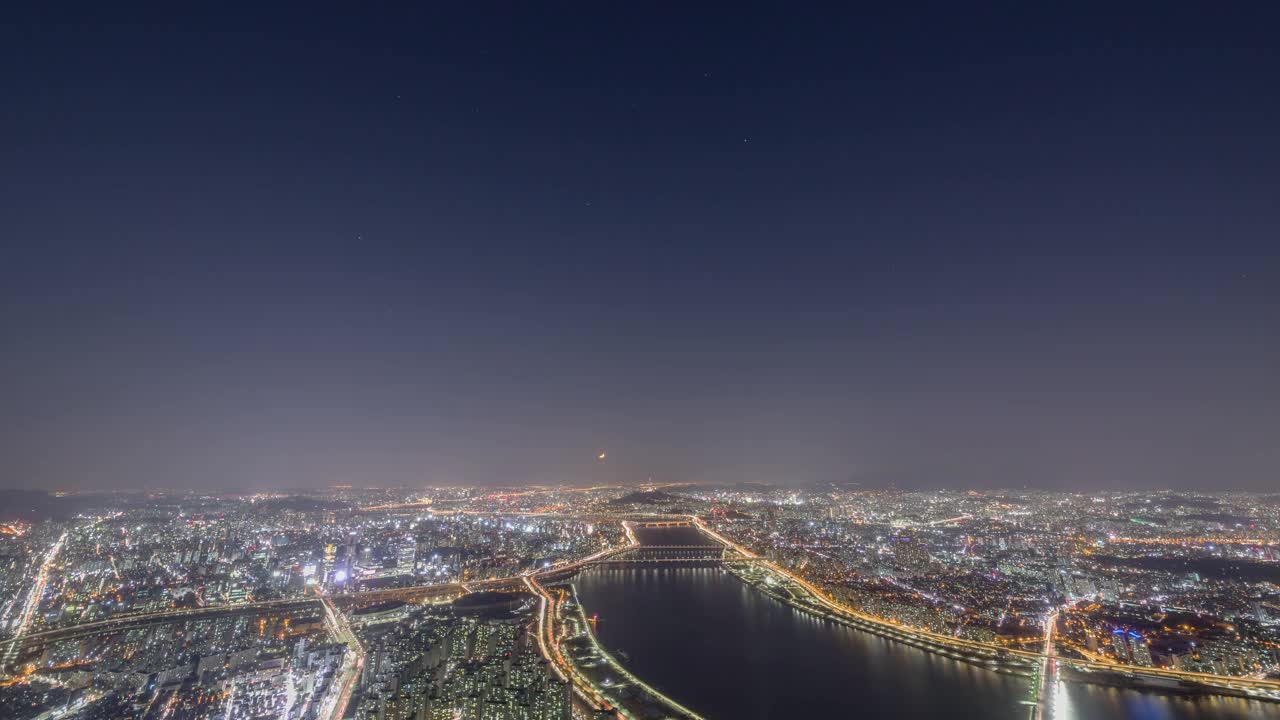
xmin=1131 ymin=635 xmax=1154 ymax=667
xmin=398 ymin=540 xmax=417 ymax=572
xmin=1112 ymin=631 xmax=1131 ymax=662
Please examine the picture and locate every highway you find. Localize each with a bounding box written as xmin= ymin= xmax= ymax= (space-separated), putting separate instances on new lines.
xmin=562 ymin=584 xmax=706 ymax=720
xmin=0 ymin=536 xmax=618 ymax=687
xmin=6 ymin=511 xmax=1279 ymax=710
xmin=525 ymin=544 xmax=633 ymax=712
xmin=0 ymin=579 xmax=487 ymax=660
xmin=523 ymin=524 xmax=710 ymax=717
xmin=1029 ymin=609 xmax=1059 ymax=720
xmin=694 ymin=516 xmax=1280 ymax=702
xmin=1 ymin=597 xmax=326 ymax=656
xmin=523 ymin=530 xmax=709 ymax=719
xmin=2 ymin=532 xmax=67 ymax=667
xmin=315 ymin=592 xmax=365 ymax=720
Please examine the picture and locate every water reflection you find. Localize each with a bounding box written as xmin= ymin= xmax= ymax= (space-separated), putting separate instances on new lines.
xmin=574 ymin=566 xmax=1278 ymax=720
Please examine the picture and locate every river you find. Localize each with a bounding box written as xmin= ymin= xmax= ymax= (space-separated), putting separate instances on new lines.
xmin=573 ymin=534 xmax=1278 ymax=719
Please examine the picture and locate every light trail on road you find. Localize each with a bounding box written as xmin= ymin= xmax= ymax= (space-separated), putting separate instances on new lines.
xmin=3 ymin=532 xmax=67 ymax=668
xmin=696 ymin=515 xmax=1280 ymax=701
xmin=6 ymin=510 xmax=1280 ymax=711
xmin=1030 ymin=609 xmax=1059 ymax=720
xmin=315 ymin=591 xmax=365 ymax=720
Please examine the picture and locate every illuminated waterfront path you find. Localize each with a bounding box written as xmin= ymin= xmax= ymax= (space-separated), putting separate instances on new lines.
xmin=572 ymin=522 xmax=1280 ymax=720
xmin=525 ymin=526 xmax=709 ymax=719
xmin=694 ymin=516 xmax=1280 ymax=705
xmin=520 ymin=515 xmax=1280 ymax=717
xmin=576 ymin=553 xmax=1029 ymax=717
xmin=8 ymin=513 xmax=1280 ymax=718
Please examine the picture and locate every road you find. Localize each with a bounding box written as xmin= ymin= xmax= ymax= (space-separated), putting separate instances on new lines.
xmin=315 ymin=592 xmax=365 ymax=720
xmin=0 ymin=579 xmax=488 ymax=659
xmin=6 ymin=512 xmax=1280 ymax=709
xmin=525 ymin=543 xmax=635 ymax=712
xmin=520 ymin=521 xmax=716 ymax=719
xmin=2 ymin=532 xmax=67 ymax=667
xmin=695 ymin=516 xmax=1280 ymax=701
xmin=1 ymin=538 xmax=629 ymax=720
xmin=522 ymin=536 xmax=712 ymax=718
xmin=1029 ymin=609 xmax=1059 ymax=720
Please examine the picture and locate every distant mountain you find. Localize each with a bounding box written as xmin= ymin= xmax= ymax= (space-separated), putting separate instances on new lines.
xmin=0 ymin=490 xmax=124 ymax=522
xmin=249 ymin=496 xmax=346 ymax=513
xmin=607 ymin=490 xmax=687 ymax=506
xmin=675 ymin=482 xmax=779 ymax=494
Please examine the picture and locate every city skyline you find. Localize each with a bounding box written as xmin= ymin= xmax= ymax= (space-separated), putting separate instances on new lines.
xmin=5 ymin=6 xmax=1280 ymax=717
xmin=3 ymin=484 xmax=1280 ymax=720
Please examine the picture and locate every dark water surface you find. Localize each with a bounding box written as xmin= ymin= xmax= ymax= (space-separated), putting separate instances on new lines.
xmin=574 ymin=564 xmax=1278 ymax=719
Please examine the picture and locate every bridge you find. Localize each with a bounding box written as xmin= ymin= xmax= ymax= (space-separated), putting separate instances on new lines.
xmin=595 ymin=546 xmax=722 ymax=562
xmin=1 ymin=598 xmax=327 ymax=664
xmin=613 ymin=545 xmax=722 ymax=551
xmin=571 ymin=534 xmax=730 ymax=566
xmin=696 ymin=517 xmax=1280 ymax=703
xmin=0 ymin=577 xmax=518 ymax=669
xmin=335 ymin=582 xmax=472 ymax=605
xmin=590 ymin=557 xmax=723 ymax=566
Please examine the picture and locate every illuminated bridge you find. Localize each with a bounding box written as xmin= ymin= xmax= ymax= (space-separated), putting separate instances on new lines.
xmin=0 ymin=579 xmax=502 ymax=669
xmin=588 ymin=545 xmax=726 ymax=565
xmin=3 ymin=599 xmax=327 ymax=661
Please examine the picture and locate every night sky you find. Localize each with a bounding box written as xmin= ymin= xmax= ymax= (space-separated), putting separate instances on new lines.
xmin=3 ymin=3 xmax=1278 ymax=492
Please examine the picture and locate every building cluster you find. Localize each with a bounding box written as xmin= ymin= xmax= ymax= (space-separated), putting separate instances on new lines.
xmin=353 ymin=605 xmax=570 ymax=720
xmin=7 ymin=609 xmax=346 ymax=720
xmin=702 ymin=488 xmax=1280 ymax=679
xmin=0 ymin=489 xmax=617 ymax=637
xmin=3 ymin=484 xmax=1279 ymax=720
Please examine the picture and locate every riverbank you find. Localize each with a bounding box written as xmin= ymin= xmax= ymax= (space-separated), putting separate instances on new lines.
xmin=724 ymin=561 xmax=1039 ymax=678
xmin=722 ymin=556 xmax=1280 ymax=704
xmin=575 ymin=560 xmax=1276 ymax=720
xmin=556 ymin=585 xmax=705 ymax=720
